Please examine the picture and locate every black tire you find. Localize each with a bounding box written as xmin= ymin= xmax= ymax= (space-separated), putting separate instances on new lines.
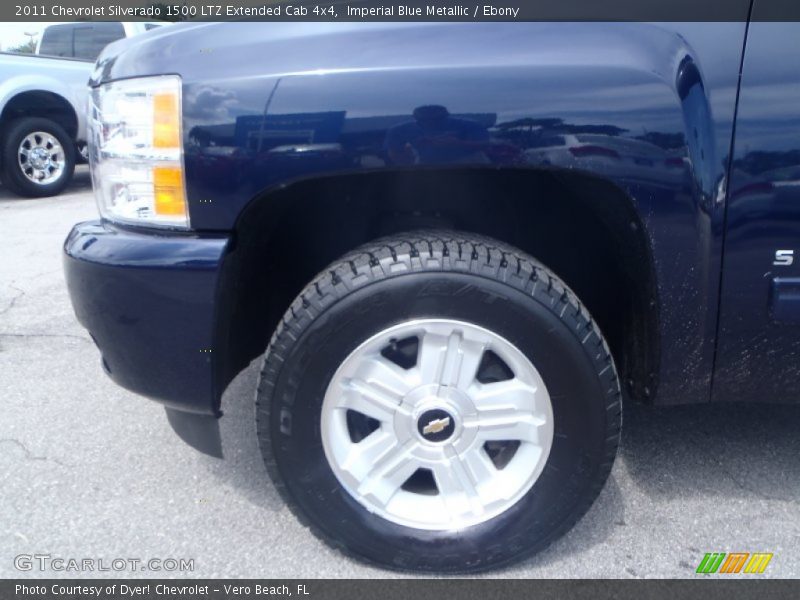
xmin=256 ymin=230 xmax=621 ymax=573
xmin=1 ymin=117 xmax=75 ymax=198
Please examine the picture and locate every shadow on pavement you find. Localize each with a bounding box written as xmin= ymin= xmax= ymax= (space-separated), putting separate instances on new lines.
xmin=0 ymin=165 xmax=91 ymax=202
xmin=620 ymin=400 xmax=800 ymax=502
xmin=203 ymin=361 xmax=286 ymax=513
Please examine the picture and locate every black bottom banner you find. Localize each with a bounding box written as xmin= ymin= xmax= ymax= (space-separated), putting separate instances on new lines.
xmin=4 ymin=579 xmax=800 ymax=600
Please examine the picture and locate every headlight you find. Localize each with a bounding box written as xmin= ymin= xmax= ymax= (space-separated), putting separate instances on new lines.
xmin=89 ymin=75 xmax=189 ymax=229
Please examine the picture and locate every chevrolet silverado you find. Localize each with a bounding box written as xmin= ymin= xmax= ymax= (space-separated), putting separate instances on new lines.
xmin=64 ymin=14 xmax=800 ymax=572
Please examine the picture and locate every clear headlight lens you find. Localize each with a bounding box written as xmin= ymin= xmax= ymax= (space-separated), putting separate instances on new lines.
xmin=89 ymin=76 xmax=189 ymax=229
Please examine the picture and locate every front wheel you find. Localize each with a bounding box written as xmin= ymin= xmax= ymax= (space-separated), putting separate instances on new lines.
xmin=1 ymin=117 xmax=76 ymax=197
xmin=256 ymin=231 xmax=621 ymax=572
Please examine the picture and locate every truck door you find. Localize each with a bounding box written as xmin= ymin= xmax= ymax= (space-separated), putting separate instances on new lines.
xmin=714 ymin=14 xmax=800 ymax=403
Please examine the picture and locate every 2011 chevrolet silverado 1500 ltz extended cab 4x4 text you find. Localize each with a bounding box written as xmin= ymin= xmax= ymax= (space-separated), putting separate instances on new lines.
xmin=63 ymin=13 xmax=800 ymax=572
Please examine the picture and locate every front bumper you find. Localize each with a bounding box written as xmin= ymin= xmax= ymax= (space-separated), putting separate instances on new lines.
xmin=63 ymin=221 xmax=230 ymax=453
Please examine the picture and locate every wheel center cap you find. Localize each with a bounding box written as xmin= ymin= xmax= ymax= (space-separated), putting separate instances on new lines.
xmin=30 ymin=149 xmax=49 ymax=169
xmin=417 ymin=408 xmax=456 ymax=443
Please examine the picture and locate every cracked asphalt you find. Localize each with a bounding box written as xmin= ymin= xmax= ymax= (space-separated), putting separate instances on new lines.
xmin=2 ymin=167 xmax=799 ymax=579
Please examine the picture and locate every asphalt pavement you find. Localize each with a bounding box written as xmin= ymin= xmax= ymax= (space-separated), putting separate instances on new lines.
xmin=1 ymin=167 xmax=799 ymax=578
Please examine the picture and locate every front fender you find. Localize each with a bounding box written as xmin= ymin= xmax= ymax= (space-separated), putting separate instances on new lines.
xmin=99 ymin=21 xmax=747 ymax=408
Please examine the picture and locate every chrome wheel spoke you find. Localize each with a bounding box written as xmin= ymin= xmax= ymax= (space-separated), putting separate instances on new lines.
xmin=417 ymin=329 xmax=486 ymax=389
xmin=461 ymin=445 xmax=497 ymax=485
xmin=433 ymin=452 xmax=484 ymax=518
xmin=466 ymin=379 xmax=546 ymax=443
xmin=470 ymin=408 xmax=545 ymax=444
xmin=471 ymin=379 xmax=538 ymax=409
xmin=354 ymin=437 xmax=419 ymax=507
xmin=354 ymin=354 xmax=416 ymax=397
xmin=340 ymin=377 xmax=402 ymax=422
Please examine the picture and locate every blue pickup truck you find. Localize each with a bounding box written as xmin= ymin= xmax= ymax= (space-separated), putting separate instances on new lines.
xmin=64 ymin=17 xmax=800 ymax=572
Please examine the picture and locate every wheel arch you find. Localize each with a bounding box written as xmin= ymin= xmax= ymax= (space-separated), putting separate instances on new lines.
xmin=211 ymin=166 xmax=659 ymax=410
xmin=0 ymin=90 xmax=80 ymax=141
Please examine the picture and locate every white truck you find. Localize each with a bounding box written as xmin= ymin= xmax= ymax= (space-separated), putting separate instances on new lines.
xmin=0 ymin=52 xmax=92 ymax=197
xmin=36 ymin=22 xmax=164 ymax=60
xmin=0 ymin=22 xmax=166 ymax=197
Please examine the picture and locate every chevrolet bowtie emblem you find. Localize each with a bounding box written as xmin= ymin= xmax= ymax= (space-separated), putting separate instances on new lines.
xmin=422 ymin=417 xmax=451 ymax=435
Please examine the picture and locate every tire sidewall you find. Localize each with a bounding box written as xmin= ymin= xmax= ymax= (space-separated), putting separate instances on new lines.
xmin=2 ymin=118 xmax=75 ymax=198
xmin=263 ymin=271 xmax=614 ymax=571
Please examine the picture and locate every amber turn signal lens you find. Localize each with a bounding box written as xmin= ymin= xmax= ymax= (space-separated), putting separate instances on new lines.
xmin=153 ymin=92 xmax=181 ymax=149
xmin=153 ymin=166 xmax=187 ymax=216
